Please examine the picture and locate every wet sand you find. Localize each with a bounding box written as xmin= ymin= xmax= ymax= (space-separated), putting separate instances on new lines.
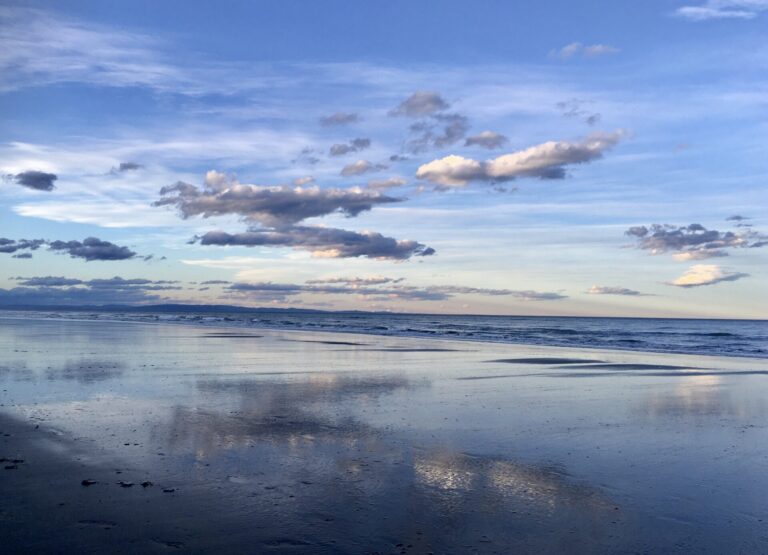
xmin=1 ymin=317 xmax=767 ymax=554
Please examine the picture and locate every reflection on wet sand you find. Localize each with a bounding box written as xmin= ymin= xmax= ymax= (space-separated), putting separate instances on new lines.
xmin=152 ymin=372 xmax=620 ymax=552
xmin=162 ymin=374 xmax=417 ymax=455
xmin=638 ymin=374 xmax=767 ymax=419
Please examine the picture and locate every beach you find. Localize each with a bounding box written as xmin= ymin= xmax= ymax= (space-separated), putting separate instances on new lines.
xmin=2 ymin=316 xmax=768 ymax=554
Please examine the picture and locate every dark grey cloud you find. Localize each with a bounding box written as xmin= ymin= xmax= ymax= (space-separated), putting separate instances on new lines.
xmin=118 ymin=162 xmax=142 ymax=172
xmin=198 ymin=226 xmax=435 ymax=260
xmin=726 ymin=215 xmax=749 ymax=221
xmin=416 ymin=131 xmax=625 ymax=187
xmin=390 ymin=91 xmax=450 ymax=117
xmin=389 ymin=154 xmax=409 ymax=162
xmin=48 ymin=237 xmax=137 ymax=261
xmin=586 ymin=285 xmax=645 ymax=296
xmin=319 ymin=112 xmax=360 ymax=126
xmin=155 ymin=171 xmax=401 ymax=226
xmin=225 ymin=278 xmax=565 ymax=303
xmin=0 ymin=238 xmax=46 ymax=254
xmin=15 ymin=276 xmax=84 ymax=287
xmin=0 ymin=276 xmax=181 ymax=306
xmin=9 ymin=170 xmax=57 ymax=191
xmin=329 ymin=138 xmax=371 ymax=157
xmin=464 ymin=131 xmax=509 ymax=149
xmin=11 ymin=253 xmax=32 ymax=259
xmin=625 ymin=223 xmax=766 ymax=260
xmin=200 ymin=280 xmax=231 ymax=285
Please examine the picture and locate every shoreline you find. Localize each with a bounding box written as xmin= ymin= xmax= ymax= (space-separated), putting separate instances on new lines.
xmin=1 ymin=310 xmax=765 ymax=362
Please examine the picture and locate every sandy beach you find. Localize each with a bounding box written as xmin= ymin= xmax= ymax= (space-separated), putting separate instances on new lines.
xmin=2 ymin=316 xmax=768 ymax=554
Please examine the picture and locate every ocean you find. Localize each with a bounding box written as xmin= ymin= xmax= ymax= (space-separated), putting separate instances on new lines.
xmin=2 ymin=309 xmax=766 ymax=359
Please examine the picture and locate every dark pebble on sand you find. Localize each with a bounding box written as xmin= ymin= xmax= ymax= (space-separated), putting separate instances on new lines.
xmin=162 ymin=488 xmax=176 ymax=493
xmin=5 ymin=464 xmax=18 ymax=470
xmin=81 ymin=479 xmax=97 ymax=486
xmin=141 ymin=481 xmax=153 ymax=487
xmin=118 ymin=481 xmax=134 ymax=488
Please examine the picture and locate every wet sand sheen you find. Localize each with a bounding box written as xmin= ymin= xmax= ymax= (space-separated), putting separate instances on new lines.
xmin=1 ymin=317 xmax=768 ymax=554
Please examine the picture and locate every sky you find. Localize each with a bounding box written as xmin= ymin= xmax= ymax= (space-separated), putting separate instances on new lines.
xmin=1 ymin=0 xmax=767 ymax=318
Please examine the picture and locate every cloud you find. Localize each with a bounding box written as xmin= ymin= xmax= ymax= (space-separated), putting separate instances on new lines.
xmin=556 ymin=99 xmax=601 ymax=126
xmin=726 ymin=214 xmax=749 ymax=221
xmin=118 ymin=162 xmax=142 ymax=172
xmin=586 ymin=285 xmax=645 ymax=296
xmin=625 ymin=223 xmax=766 ymax=259
xmin=329 ymin=138 xmax=371 ymax=157
xmin=667 ymin=264 xmax=749 ymax=287
xmin=319 ymin=112 xmax=360 ymax=126
xmin=407 ymin=113 xmax=470 ymax=153
xmin=225 ymin=278 xmax=566 ymax=303
xmin=389 ymin=91 xmax=450 ymax=117
xmin=340 ymin=160 xmax=387 ymax=176
xmin=292 ymin=176 xmax=315 ymax=186
xmin=674 ymin=1 xmax=768 ymax=20
xmin=155 ymin=170 xmax=401 ymax=226
xmin=0 ymin=238 xmax=46 ymax=254
xmin=200 ymin=279 xmax=231 ymax=285
xmin=365 ymin=177 xmax=408 ymax=190
xmin=464 ymin=131 xmax=509 ymax=149
xmin=416 ymin=131 xmax=624 ymax=187
xmin=8 ymin=170 xmax=58 ymax=191
xmin=549 ymin=42 xmax=620 ymax=60
xmin=47 ymin=237 xmax=137 ymax=261
xmin=305 ymin=276 xmax=404 ymax=286
xmin=12 ymin=253 xmax=33 ymax=259
xmin=0 ymin=276 xmax=181 ymax=306
xmin=15 ymin=276 xmax=84 ymax=287
xmin=197 ymin=226 xmax=435 ymax=260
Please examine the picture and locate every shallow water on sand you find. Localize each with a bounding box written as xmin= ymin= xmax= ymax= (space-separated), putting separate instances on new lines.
xmin=1 ymin=317 xmax=768 ymax=553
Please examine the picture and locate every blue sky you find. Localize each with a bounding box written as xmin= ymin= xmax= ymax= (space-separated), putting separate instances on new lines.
xmin=1 ymin=0 xmax=766 ymax=317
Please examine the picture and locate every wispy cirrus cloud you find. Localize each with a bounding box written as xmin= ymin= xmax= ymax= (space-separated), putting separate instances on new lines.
xmin=674 ymin=1 xmax=768 ymax=21
xmin=548 ymin=42 xmax=620 ymax=60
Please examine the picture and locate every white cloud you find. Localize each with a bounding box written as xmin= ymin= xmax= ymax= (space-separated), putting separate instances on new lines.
xmin=416 ymin=131 xmax=625 ymax=187
xmin=13 ymin=200 xmax=182 ymax=228
xmin=675 ymin=1 xmax=768 ymax=20
xmin=549 ymin=42 xmax=620 ymax=60
xmin=667 ymin=264 xmax=749 ymax=287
